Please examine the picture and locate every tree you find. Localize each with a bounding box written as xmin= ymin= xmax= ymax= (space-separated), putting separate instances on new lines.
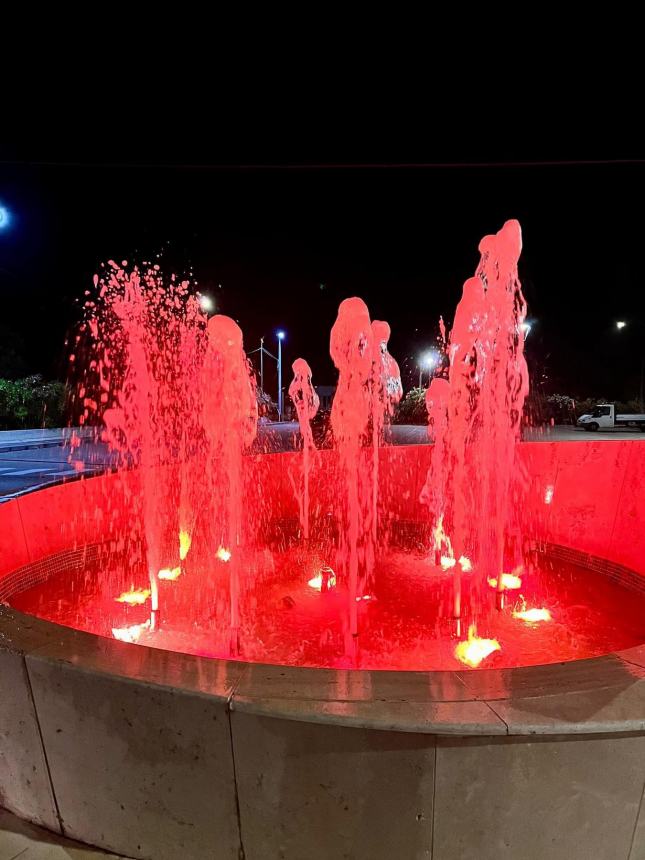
xmin=393 ymin=387 xmax=428 ymax=425
xmin=0 ymin=375 xmax=68 ymax=430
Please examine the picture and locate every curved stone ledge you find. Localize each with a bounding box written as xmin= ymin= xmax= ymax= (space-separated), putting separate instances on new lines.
xmin=4 ymin=604 xmax=645 ymax=859
xmin=4 ymin=605 xmax=645 ymax=739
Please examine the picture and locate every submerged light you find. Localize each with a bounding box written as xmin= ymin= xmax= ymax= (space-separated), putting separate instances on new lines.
xmin=115 ymin=587 xmax=151 ymax=606
xmin=455 ymin=625 xmax=501 ymax=668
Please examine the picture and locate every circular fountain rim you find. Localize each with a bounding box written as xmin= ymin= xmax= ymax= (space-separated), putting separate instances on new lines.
xmin=3 ymin=439 xmax=645 ymax=739
xmin=3 ymin=595 xmax=645 ymax=738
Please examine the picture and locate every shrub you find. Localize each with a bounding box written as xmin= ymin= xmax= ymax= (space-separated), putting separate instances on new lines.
xmin=0 ymin=376 xmax=68 ymax=430
xmin=393 ymin=387 xmax=428 ymax=425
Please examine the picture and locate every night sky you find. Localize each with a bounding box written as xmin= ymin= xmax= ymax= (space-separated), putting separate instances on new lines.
xmin=1 ymin=155 xmax=644 ymax=402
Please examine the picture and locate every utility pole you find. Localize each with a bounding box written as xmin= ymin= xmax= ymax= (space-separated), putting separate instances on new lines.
xmin=249 ymin=332 xmax=285 ymax=419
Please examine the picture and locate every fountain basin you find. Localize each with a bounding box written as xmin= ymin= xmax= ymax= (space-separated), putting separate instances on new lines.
xmin=2 ymin=440 xmax=645 ymax=860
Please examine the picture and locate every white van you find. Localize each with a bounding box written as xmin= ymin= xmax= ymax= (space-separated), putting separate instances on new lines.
xmin=577 ymin=403 xmax=645 ymax=431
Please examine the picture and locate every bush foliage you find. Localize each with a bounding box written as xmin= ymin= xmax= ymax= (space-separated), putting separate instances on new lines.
xmin=0 ymin=376 xmax=68 ymax=430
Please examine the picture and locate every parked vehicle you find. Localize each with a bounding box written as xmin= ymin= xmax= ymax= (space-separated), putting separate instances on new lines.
xmin=577 ymin=403 xmax=645 ymax=431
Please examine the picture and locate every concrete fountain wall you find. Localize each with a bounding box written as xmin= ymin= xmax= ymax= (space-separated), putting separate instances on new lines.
xmin=2 ymin=440 xmax=645 ymax=860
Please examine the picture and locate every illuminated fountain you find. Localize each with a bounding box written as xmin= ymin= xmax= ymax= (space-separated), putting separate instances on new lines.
xmin=6 ymin=222 xmax=645 ymax=671
xmin=4 ymin=221 xmax=645 ymax=859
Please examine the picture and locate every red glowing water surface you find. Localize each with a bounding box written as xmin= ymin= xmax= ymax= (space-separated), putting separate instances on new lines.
xmin=9 ymin=547 xmax=645 ymax=670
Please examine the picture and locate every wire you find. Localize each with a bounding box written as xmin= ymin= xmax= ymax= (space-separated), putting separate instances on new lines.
xmin=1 ymin=158 xmax=645 ymax=171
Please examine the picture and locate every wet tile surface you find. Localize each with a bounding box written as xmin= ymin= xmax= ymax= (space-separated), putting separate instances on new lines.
xmin=232 ymin=663 xmax=508 ymax=734
xmin=232 ymin=693 xmax=507 ymax=735
xmin=488 ymin=677 xmax=645 ymax=734
xmin=234 ymin=662 xmax=472 ymax=702
xmin=456 ymin=653 xmax=645 ymax=702
xmin=25 ymin=624 xmax=245 ymax=701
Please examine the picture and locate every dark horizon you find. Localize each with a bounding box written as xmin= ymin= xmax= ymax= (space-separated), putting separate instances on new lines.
xmin=2 ymin=156 xmax=644 ymax=404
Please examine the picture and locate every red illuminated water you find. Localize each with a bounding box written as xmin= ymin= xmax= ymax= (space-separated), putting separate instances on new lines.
xmin=9 ymin=546 xmax=645 ymax=670
xmin=21 ymin=219 xmax=629 ymax=670
xmin=200 ymin=314 xmax=258 ymax=652
xmin=75 ymin=263 xmax=206 ymax=620
xmin=288 ymin=359 xmax=319 ymax=540
xmin=421 ymin=220 xmax=529 ymax=629
xmin=370 ymin=321 xmax=402 ymax=546
xmin=329 ymin=298 xmax=376 ymax=646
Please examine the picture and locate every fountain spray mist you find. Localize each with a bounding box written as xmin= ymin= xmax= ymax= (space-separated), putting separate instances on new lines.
xmin=201 ymin=315 xmax=258 ymax=654
xmin=288 ymin=359 xmax=319 ymax=540
xmin=330 ymin=298 xmax=375 ymax=647
xmin=421 ymin=220 xmax=529 ymax=625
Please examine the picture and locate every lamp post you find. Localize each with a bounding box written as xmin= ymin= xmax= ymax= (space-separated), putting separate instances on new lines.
xmin=418 ymin=351 xmax=439 ymax=388
xmin=276 ymin=331 xmax=285 ymax=420
xmin=248 ymin=331 xmax=286 ymax=419
xmin=249 ymin=337 xmax=275 ymax=396
xmin=616 ymin=320 xmax=644 ymax=412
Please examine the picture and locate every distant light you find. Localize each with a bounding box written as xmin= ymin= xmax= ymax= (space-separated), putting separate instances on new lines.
xmin=276 ymin=330 xmax=286 ymax=340
xmin=199 ymin=294 xmax=215 ymax=313
xmin=521 ymin=319 xmax=535 ymax=338
xmin=0 ymin=204 xmax=11 ymax=232
xmin=420 ymin=350 xmax=438 ymax=369
xmin=616 ymin=320 xmax=627 ymax=330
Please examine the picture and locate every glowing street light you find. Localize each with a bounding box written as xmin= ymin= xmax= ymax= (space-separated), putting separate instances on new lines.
xmin=0 ymin=204 xmax=12 ymax=232
xmin=418 ymin=351 xmax=439 ymax=387
xmin=615 ymin=319 xmax=643 ymax=410
xmin=199 ymin=294 xmax=215 ymax=314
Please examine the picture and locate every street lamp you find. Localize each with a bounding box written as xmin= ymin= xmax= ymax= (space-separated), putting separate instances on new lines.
xmin=199 ymin=294 xmax=215 ymax=314
xmin=419 ymin=351 xmax=439 ymax=387
xmin=0 ymin=204 xmax=12 ymax=232
xmin=276 ymin=331 xmax=286 ymax=420
xmin=248 ymin=330 xmax=286 ymax=420
xmin=615 ymin=319 xmax=643 ymax=410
